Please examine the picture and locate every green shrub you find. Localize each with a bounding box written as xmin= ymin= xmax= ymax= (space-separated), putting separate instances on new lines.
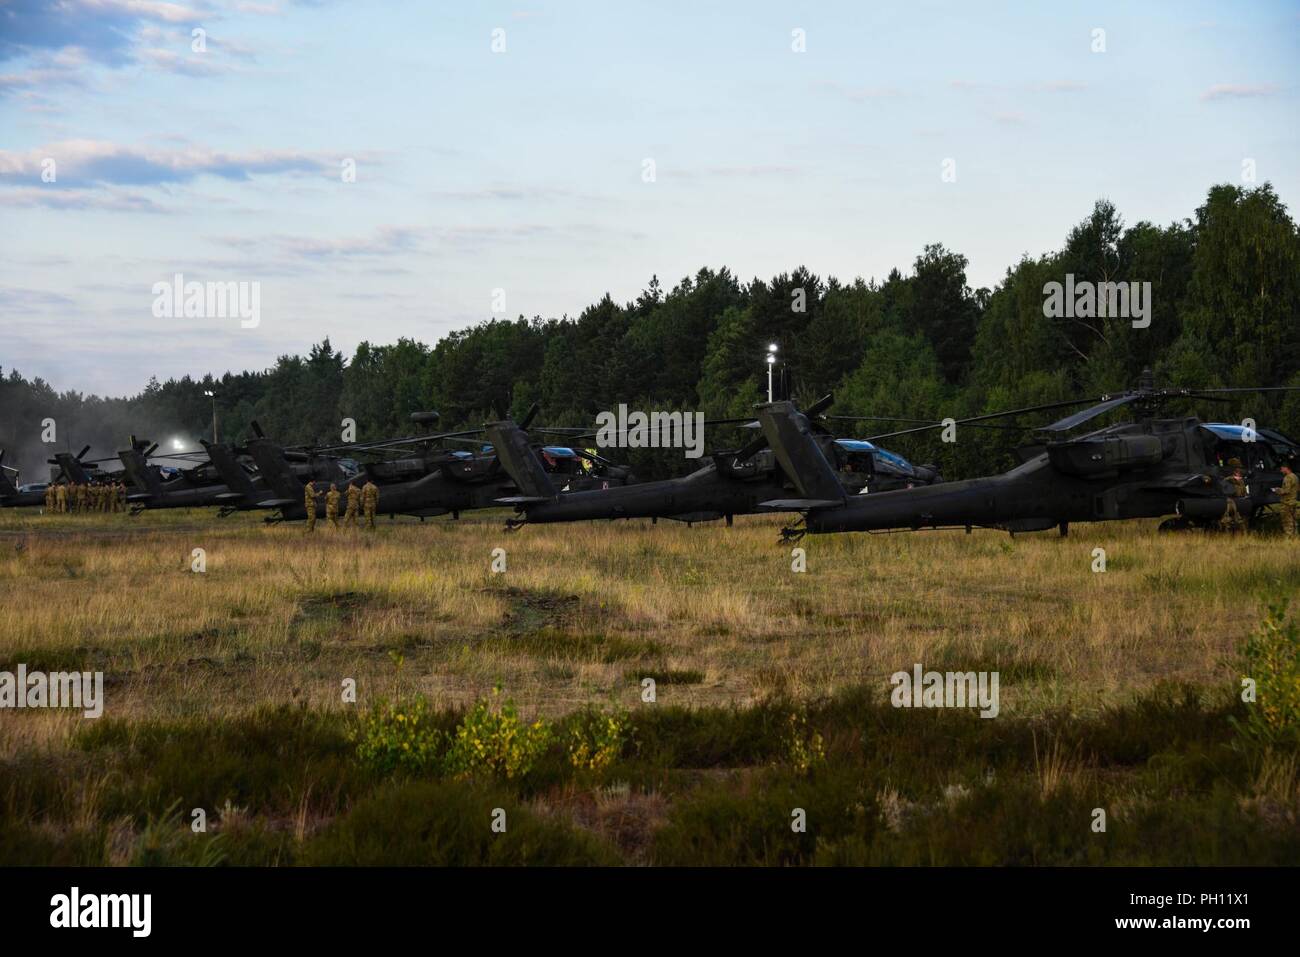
xmin=1235 ymin=600 xmax=1300 ymax=747
xmin=443 ymin=691 xmax=553 ymax=781
xmin=352 ymin=695 xmax=446 ymax=776
xmin=782 ymin=710 xmax=826 ymax=774
xmin=561 ymin=704 xmax=632 ymax=772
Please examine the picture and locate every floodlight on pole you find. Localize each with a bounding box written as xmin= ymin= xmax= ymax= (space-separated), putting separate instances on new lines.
xmin=765 ymin=344 xmax=778 ymax=402
xmin=204 ymin=390 xmax=218 ymax=443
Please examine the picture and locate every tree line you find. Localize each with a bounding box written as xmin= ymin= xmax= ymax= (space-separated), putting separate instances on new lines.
xmin=3 ymin=182 xmax=1299 ymax=483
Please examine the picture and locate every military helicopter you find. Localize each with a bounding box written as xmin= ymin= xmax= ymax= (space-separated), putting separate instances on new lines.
xmin=0 ymin=451 xmax=48 ymax=507
xmin=47 ymin=446 xmax=120 ymax=488
xmin=114 ymin=437 xmax=248 ymax=513
xmin=486 ymin=395 xmax=943 ymax=528
xmin=196 ymin=439 xmax=274 ymax=515
xmin=763 ymin=370 xmax=1300 ymax=540
xmin=239 ymin=408 xmax=527 ymax=520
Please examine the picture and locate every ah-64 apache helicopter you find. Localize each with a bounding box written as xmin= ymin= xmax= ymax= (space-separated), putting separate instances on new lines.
xmin=233 ymin=408 xmax=636 ymax=522
xmin=486 ymin=395 xmax=944 ymax=528
xmin=760 ymin=370 xmax=1299 ymax=540
xmin=114 ymin=437 xmax=258 ymax=513
xmin=0 ymin=450 xmax=50 ymax=508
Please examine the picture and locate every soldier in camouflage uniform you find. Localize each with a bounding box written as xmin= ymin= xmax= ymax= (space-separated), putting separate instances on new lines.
xmin=55 ymin=483 xmax=67 ymax=513
xmin=1273 ymin=464 xmax=1298 ymax=538
xmin=344 ymin=481 xmax=361 ymax=528
xmin=1220 ymin=459 xmax=1247 ymax=534
xmin=304 ymin=480 xmax=318 ymax=532
xmin=325 ymin=483 xmax=341 ymax=529
xmin=362 ymin=480 xmax=379 ymax=530
xmin=43 ymin=484 xmax=55 ymax=513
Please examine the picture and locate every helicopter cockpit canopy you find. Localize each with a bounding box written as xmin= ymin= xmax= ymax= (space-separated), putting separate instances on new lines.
xmin=540 ymin=446 xmax=587 ymax=476
xmin=1204 ymin=423 xmax=1300 ymax=472
xmin=832 ymin=439 xmax=917 ymax=479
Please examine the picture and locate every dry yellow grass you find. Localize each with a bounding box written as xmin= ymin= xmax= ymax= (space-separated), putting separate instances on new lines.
xmin=1 ymin=506 xmax=1296 ymax=754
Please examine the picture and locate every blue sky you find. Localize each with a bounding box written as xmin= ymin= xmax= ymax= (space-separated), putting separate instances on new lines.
xmin=1 ymin=0 xmax=1297 ymax=395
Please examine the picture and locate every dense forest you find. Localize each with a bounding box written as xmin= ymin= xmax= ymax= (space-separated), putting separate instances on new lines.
xmin=3 ymin=182 xmax=1299 ymax=483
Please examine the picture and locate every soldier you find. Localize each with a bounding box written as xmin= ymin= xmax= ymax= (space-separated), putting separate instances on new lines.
xmin=325 ymin=483 xmax=341 ymax=529
xmin=1273 ymin=464 xmax=1298 ymax=538
xmin=362 ymin=480 xmax=379 ymax=530
xmin=1221 ymin=458 xmax=1247 ymax=534
xmin=117 ymin=482 xmax=127 ymax=513
xmin=344 ymin=481 xmax=361 ymax=528
xmin=73 ymin=483 xmax=84 ymax=514
xmin=55 ymin=483 xmax=67 ymax=514
xmin=43 ymin=484 xmax=54 ymax=513
xmin=304 ymin=479 xmax=318 ymax=532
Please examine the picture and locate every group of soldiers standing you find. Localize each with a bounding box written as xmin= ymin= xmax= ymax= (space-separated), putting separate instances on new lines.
xmin=1218 ymin=459 xmax=1298 ymax=537
xmin=43 ymin=482 xmax=128 ymax=515
xmin=303 ymin=479 xmax=380 ymax=532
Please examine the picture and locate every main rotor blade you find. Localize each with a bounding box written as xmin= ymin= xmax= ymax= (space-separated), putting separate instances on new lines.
xmin=862 ymin=397 xmax=1103 ymax=442
xmin=1183 ymin=386 xmax=1300 ymax=394
xmin=1173 ymin=392 xmax=1233 ymax=404
xmin=1037 ymin=394 xmax=1140 ymax=433
xmin=313 ymin=427 xmax=487 ymax=455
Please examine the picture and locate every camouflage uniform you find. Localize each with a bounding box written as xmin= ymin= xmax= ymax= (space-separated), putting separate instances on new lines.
xmin=55 ymin=484 xmax=67 ymax=513
xmin=344 ymin=483 xmax=361 ymax=528
xmin=43 ymin=485 xmax=55 ymax=513
xmin=304 ymin=480 xmax=318 ymax=532
xmin=362 ymin=481 xmax=379 ymax=530
xmin=1221 ymin=465 xmax=1247 ymax=534
xmin=73 ymin=484 xmax=85 ymax=514
xmin=325 ymin=484 xmax=341 ymax=529
xmin=1276 ymin=468 xmax=1298 ymax=538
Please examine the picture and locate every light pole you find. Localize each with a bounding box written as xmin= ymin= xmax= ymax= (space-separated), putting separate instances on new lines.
xmin=204 ymin=390 xmax=218 ymax=443
xmin=766 ymin=344 xmax=778 ymax=402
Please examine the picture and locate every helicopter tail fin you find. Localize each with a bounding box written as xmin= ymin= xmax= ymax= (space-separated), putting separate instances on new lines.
xmin=245 ymin=437 xmax=304 ymax=501
xmin=485 ymin=420 xmax=557 ymax=501
xmin=116 ymin=445 xmax=163 ymax=498
xmin=756 ymin=401 xmax=846 ymax=505
xmin=201 ymin=440 xmax=258 ymax=500
xmin=53 ymin=451 xmax=91 ymax=486
xmin=0 ymin=452 xmax=18 ymax=497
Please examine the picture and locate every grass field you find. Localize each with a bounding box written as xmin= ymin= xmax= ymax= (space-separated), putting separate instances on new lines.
xmin=1 ymin=506 xmax=1298 ymax=865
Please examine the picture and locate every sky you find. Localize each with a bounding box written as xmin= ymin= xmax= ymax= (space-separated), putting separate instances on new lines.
xmin=1 ymin=0 xmax=1297 ymax=396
